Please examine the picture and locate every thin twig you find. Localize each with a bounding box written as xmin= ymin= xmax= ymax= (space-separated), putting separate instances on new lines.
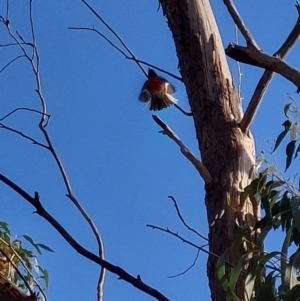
xmin=0 ymin=42 xmax=34 ymax=48
xmin=167 ymin=196 xmax=208 ymax=241
xmin=147 ymin=224 xmax=212 ymax=256
xmin=69 ymin=26 xmax=182 ymax=82
xmin=0 ymin=173 xmax=171 ymax=301
xmin=239 ymin=2 xmax=300 ymax=133
xmin=0 ymin=237 xmax=47 ymax=301
xmin=80 ymin=0 xmax=147 ymax=77
xmin=173 ymin=104 xmax=192 ymax=116
xmin=0 ymin=123 xmax=48 ymax=149
xmin=127 ymin=58 xmax=183 ymax=82
xmin=68 ymin=26 xmax=128 ymax=57
xmin=152 ymin=115 xmax=212 ymax=184
xmin=0 ymin=55 xmax=25 ymax=73
xmin=147 ymin=223 xmax=281 ymax=273
xmin=168 ymin=249 xmax=200 ymax=278
xmin=0 ymin=107 xmax=50 ymax=122
xmin=222 ymin=0 xmax=259 ymax=48
xmin=2 ymin=6 xmax=106 ymax=300
xmin=70 ymin=10 xmax=190 ymax=117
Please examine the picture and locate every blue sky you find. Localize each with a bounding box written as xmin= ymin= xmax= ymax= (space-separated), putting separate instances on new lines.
xmin=0 ymin=0 xmax=299 ymax=300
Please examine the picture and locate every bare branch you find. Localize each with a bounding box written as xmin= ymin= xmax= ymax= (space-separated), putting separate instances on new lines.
xmin=0 ymin=42 xmax=34 ymax=48
xmin=222 ymin=0 xmax=259 ymax=48
xmin=80 ymin=0 xmax=147 ymax=77
xmin=152 ymin=115 xmax=212 ymax=184
xmin=71 ymin=8 xmax=189 ymax=117
xmin=239 ymin=2 xmax=300 ymax=133
xmin=0 ymin=107 xmax=50 ymax=122
xmin=168 ymin=249 xmax=200 ymax=278
xmin=226 ymin=43 xmax=300 ymax=91
xmin=173 ymin=103 xmax=192 ymax=116
xmin=2 ymin=7 xmax=107 ymax=299
xmin=0 ymin=173 xmax=172 ymax=301
xmin=68 ymin=26 xmax=183 ymax=83
xmin=68 ymin=26 xmax=129 ymax=58
xmin=0 ymin=55 xmax=25 ymax=73
xmin=0 ymin=123 xmax=48 ymax=149
xmin=167 ymin=196 xmax=208 ymax=241
xmin=126 ymin=58 xmax=183 ymax=82
xmin=147 ymin=224 xmax=211 ymax=255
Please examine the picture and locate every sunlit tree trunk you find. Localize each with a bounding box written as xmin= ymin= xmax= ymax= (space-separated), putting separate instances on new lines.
xmin=160 ymin=1 xmax=257 ymax=300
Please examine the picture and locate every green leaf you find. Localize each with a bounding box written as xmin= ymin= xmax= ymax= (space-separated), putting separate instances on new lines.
xmin=255 ymin=272 xmax=277 ymax=301
xmin=285 ymin=140 xmax=297 ymax=171
xmin=283 ymin=119 xmax=292 ymax=131
xmin=228 ymin=258 xmax=243 ymax=293
xmin=282 ymin=226 xmax=294 ymax=290
xmin=36 ymin=243 xmax=54 ymax=253
xmin=22 ymin=235 xmax=41 ymax=255
xmin=216 ymin=251 xmax=229 ymax=292
xmin=273 ymin=130 xmax=289 ymax=153
xmin=287 ymin=250 xmax=300 ymax=290
xmin=283 ymin=284 xmax=300 ymax=301
xmin=294 ymin=143 xmax=300 ymax=159
xmin=42 ymin=269 xmax=49 ymax=288
xmin=244 ymin=257 xmax=259 ymax=301
xmin=290 ymin=197 xmax=300 ymax=237
xmin=284 ymin=103 xmax=292 ymax=118
xmin=0 ymin=221 xmax=11 ymax=235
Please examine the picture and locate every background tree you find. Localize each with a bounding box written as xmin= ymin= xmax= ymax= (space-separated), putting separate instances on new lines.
xmin=0 ymin=1 xmax=300 ymax=301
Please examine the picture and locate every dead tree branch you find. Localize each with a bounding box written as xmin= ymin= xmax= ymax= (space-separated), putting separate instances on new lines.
xmin=222 ymin=0 xmax=259 ymax=48
xmin=0 ymin=107 xmax=50 ymax=122
xmin=0 ymin=173 xmax=171 ymax=301
xmin=68 ymin=26 xmax=182 ymax=82
xmin=147 ymin=224 xmax=211 ymax=255
xmin=1 ymin=3 xmax=106 ymax=299
xmin=239 ymin=2 xmax=300 ymax=133
xmin=226 ymin=43 xmax=300 ymax=91
xmin=152 ymin=115 xmax=212 ymax=184
xmin=80 ymin=0 xmax=147 ymax=77
xmin=0 ymin=123 xmax=48 ymax=149
xmin=167 ymin=196 xmax=208 ymax=241
xmin=168 ymin=249 xmax=200 ymax=278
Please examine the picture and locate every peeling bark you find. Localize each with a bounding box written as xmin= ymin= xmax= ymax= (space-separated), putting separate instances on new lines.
xmin=159 ymin=1 xmax=256 ymax=300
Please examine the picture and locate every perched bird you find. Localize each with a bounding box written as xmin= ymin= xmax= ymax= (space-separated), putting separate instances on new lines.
xmin=139 ymin=68 xmax=177 ymax=111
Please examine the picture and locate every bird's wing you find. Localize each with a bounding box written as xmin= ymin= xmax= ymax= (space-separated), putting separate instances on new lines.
xmin=156 ymin=76 xmax=175 ymax=94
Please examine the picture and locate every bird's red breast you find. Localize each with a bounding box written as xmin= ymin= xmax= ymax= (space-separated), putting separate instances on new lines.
xmin=145 ymin=77 xmax=166 ymax=92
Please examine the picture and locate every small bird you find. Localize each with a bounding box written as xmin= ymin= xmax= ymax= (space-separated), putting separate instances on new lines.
xmin=139 ymin=68 xmax=178 ymax=111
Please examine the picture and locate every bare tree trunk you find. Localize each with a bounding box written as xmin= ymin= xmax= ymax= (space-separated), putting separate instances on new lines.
xmin=160 ymin=1 xmax=257 ymax=300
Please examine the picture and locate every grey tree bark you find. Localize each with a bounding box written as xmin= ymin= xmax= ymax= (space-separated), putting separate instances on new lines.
xmin=159 ymin=1 xmax=257 ymax=300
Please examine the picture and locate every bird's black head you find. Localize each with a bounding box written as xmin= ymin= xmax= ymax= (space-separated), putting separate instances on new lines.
xmin=148 ymin=68 xmax=158 ymax=78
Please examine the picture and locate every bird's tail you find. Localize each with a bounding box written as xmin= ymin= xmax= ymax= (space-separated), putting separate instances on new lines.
xmin=149 ymin=94 xmax=178 ymax=111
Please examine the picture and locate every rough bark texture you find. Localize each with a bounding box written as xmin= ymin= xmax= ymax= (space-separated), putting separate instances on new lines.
xmin=160 ymin=1 xmax=256 ymax=300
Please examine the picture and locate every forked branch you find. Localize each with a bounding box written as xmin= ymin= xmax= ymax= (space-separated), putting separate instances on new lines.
xmin=222 ymin=0 xmax=259 ymax=48
xmin=239 ymin=2 xmax=300 ymax=133
xmin=0 ymin=173 xmax=171 ymax=301
xmin=226 ymin=44 xmax=300 ymax=91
